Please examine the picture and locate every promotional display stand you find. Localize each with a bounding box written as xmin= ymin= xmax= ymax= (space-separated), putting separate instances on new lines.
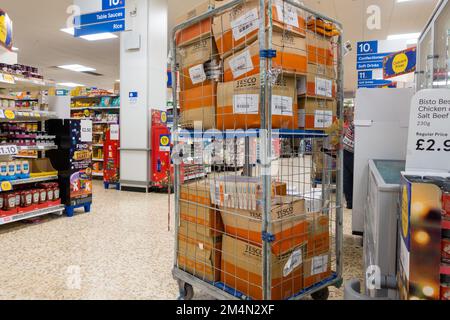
xmin=47 ymin=119 xmax=93 ymax=217
xmin=398 ymin=89 xmax=450 ymax=300
xmin=103 ymin=125 xmax=120 ymax=190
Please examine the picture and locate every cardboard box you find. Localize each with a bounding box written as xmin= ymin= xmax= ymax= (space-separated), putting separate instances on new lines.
xmin=219 ymin=197 xmax=307 ymax=255
xmin=175 ymin=1 xmax=215 ymax=46
xmin=303 ymin=252 xmax=332 ymax=288
xmin=178 ymin=220 xmax=222 ymax=282
xmin=398 ymin=174 xmax=444 ymax=300
xmin=179 ymin=37 xmax=220 ymax=90
xmin=223 ymin=31 xmax=306 ymax=82
xmin=221 ymin=235 xmax=304 ymax=300
xmin=217 ymin=74 xmax=298 ymax=129
xmin=306 ymin=32 xmax=334 ymax=66
xmin=298 ymin=97 xmax=337 ymax=130
xmin=180 ymin=180 xmax=224 ymax=237
xmin=179 ymin=83 xmax=217 ymax=130
xmin=213 ymin=0 xmax=306 ymax=57
xmin=297 ymin=63 xmax=336 ymax=99
xmin=306 ymin=213 xmax=330 ymax=258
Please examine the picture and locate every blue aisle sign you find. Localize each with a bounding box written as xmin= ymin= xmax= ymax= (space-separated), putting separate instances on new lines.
xmin=102 ymin=0 xmax=125 ymax=10
xmin=74 ymin=0 xmax=126 ymax=37
xmin=357 ymin=40 xmax=394 ymax=88
xmin=74 ymin=8 xmax=125 ymax=26
xmin=75 ymin=20 xmax=125 ymax=37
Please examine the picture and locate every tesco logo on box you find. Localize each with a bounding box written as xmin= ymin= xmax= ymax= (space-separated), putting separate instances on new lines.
xmin=103 ymin=0 xmax=125 ymax=10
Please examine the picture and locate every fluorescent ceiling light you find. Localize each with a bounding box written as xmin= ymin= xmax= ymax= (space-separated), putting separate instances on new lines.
xmin=80 ymin=33 xmax=118 ymax=41
xmin=397 ymin=0 xmax=415 ymax=3
xmin=116 ymin=79 xmax=120 ymax=82
xmin=57 ymin=64 xmax=96 ymax=72
xmin=11 ymin=47 xmax=19 ymax=52
xmin=58 ymin=82 xmax=85 ymax=88
xmin=60 ymin=27 xmax=118 ymax=41
xmin=387 ymin=32 xmax=421 ymax=41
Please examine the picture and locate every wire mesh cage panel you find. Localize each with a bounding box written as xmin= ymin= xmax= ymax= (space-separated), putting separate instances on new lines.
xmin=171 ymin=0 xmax=344 ymax=300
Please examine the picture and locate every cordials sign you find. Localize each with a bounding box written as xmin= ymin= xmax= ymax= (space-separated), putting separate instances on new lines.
xmin=406 ymin=89 xmax=450 ymax=172
xmin=0 ymin=10 xmax=13 ymax=49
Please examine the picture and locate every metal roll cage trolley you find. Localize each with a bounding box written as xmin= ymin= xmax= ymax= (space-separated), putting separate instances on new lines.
xmin=171 ymin=0 xmax=344 ymax=300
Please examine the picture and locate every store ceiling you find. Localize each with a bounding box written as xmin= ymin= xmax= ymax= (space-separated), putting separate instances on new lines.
xmin=0 ymin=0 xmax=439 ymax=93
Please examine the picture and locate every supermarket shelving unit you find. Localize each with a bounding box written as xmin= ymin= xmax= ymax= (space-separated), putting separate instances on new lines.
xmin=171 ymin=0 xmax=344 ymax=300
xmin=70 ymin=95 xmax=120 ymax=178
xmin=0 ymin=75 xmax=64 ymax=224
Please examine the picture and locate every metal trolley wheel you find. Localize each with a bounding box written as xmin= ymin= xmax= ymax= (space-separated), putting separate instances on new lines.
xmin=178 ymin=281 xmax=194 ymax=301
xmin=311 ymin=287 xmax=330 ymax=300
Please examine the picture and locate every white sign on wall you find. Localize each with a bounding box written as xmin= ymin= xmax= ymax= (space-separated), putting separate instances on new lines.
xmin=406 ymin=89 xmax=450 ymax=172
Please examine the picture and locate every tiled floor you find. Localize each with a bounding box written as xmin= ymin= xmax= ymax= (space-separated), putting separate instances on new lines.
xmin=0 ymin=181 xmax=363 ymax=300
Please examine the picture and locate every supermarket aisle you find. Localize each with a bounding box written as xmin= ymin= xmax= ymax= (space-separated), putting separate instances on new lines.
xmin=0 ymin=181 xmax=362 ymax=300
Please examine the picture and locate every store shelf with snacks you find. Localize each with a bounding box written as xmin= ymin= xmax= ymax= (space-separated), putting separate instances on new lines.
xmin=70 ymin=90 xmax=120 ymax=181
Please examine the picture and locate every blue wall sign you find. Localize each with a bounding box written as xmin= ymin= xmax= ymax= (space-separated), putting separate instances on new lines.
xmin=74 ymin=20 xmax=125 ymax=37
xmin=102 ymin=0 xmax=126 ymax=10
xmin=74 ymin=8 xmax=125 ymax=27
xmin=357 ymin=62 xmax=384 ymax=70
xmin=358 ymin=79 xmax=393 ymax=86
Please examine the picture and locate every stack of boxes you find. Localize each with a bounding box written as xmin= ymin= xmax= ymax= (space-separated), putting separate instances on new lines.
xmin=176 ymin=0 xmax=338 ymax=132
xmin=175 ymin=0 xmax=337 ymax=299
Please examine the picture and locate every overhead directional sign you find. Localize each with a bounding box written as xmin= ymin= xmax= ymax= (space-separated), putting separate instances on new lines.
xmin=73 ymin=0 xmax=126 ymax=37
xmin=383 ymin=47 xmax=417 ymax=79
xmin=356 ymin=40 xmax=407 ymax=89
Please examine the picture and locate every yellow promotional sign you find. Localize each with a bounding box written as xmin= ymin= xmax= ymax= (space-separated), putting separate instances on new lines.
xmin=161 ymin=111 xmax=167 ymax=124
xmin=392 ymin=53 xmax=409 ymax=74
xmin=4 ymin=110 xmax=15 ymax=120
xmin=1 ymin=181 xmax=12 ymax=192
xmin=0 ymin=10 xmax=13 ymax=49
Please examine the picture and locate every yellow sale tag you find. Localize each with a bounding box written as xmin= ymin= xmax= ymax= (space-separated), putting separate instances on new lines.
xmin=23 ymin=112 xmax=30 ymax=117
xmin=1 ymin=181 xmax=12 ymax=192
xmin=3 ymin=74 xmax=14 ymax=84
xmin=34 ymin=112 xmax=41 ymax=118
xmin=4 ymin=110 xmax=15 ymax=120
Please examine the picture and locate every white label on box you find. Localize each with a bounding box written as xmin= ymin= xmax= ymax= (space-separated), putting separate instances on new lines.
xmin=231 ymin=8 xmax=259 ymax=41
xmin=229 ymin=49 xmax=254 ymax=79
xmin=283 ymin=248 xmax=303 ymax=277
xmin=189 ymin=64 xmax=207 ymax=84
xmin=400 ymin=238 xmax=410 ymax=280
xmin=110 ymin=124 xmax=120 ymax=141
xmin=276 ymin=4 xmax=299 ymax=28
xmin=272 ymin=95 xmax=293 ymax=116
xmin=311 ymin=254 xmax=328 ymax=276
xmin=315 ymin=77 xmax=333 ymax=98
xmin=80 ymin=120 xmax=93 ymax=143
xmin=233 ymin=94 xmax=259 ymax=114
xmin=314 ymin=110 xmax=333 ymax=128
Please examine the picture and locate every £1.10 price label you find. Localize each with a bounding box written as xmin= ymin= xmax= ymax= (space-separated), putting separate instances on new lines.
xmin=406 ymin=89 xmax=450 ymax=172
xmin=0 ymin=145 xmax=18 ymax=156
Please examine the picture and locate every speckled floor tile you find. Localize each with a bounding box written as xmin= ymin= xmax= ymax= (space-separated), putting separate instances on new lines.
xmin=0 ymin=181 xmax=363 ymax=300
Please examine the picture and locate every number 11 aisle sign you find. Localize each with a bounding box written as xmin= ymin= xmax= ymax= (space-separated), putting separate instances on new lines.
xmin=406 ymin=89 xmax=450 ymax=172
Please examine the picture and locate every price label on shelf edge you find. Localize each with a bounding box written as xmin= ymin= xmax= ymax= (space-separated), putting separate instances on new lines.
xmin=0 ymin=145 xmax=18 ymax=156
xmin=406 ymin=89 xmax=450 ymax=172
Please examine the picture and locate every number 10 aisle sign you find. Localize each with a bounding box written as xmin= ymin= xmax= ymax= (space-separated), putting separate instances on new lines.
xmin=74 ymin=0 xmax=126 ymax=37
xmin=406 ymin=89 xmax=450 ymax=172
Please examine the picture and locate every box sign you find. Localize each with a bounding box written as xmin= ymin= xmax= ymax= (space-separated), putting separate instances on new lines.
xmin=383 ymin=47 xmax=417 ymax=80
xmin=0 ymin=10 xmax=13 ymax=50
xmin=73 ymin=0 xmax=126 ymax=37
